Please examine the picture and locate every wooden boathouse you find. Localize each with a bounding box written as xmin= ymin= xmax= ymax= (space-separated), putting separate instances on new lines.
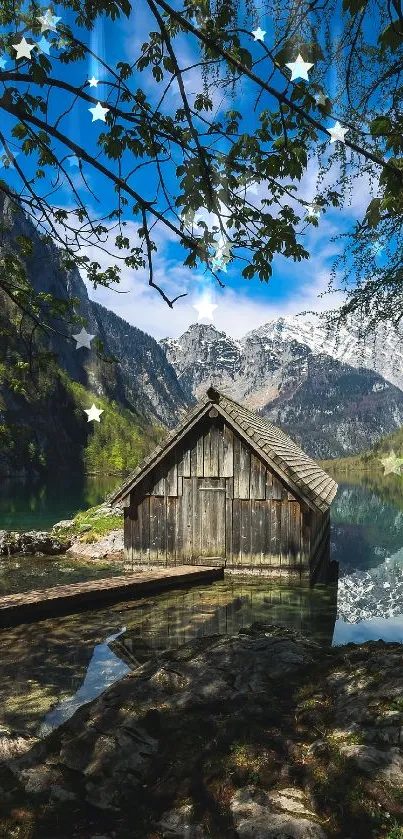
xmin=108 ymin=387 xmax=338 ymax=581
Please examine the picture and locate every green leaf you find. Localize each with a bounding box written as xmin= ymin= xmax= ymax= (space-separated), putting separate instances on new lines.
xmin=342 ymin=0 xmax=365 ymax=14
xmin=152 ymin=65 xmax=163 ymax=82
xmin=364 ymin=197 xmax=381 ymax=228
xmin=11 ymin=123 xmax=28 ymax=140
xmin=238 ymin=48 xmax=252 ymax=70
xmin=370 ymin=116 xmax=392 ymax=137
xmin=378 ymin=20 xmax=403 ymax=51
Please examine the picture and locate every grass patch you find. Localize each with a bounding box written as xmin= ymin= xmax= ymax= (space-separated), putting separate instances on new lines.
xmin=52 ymin=503 xmax=123 ymax=543
xmin=384 ymin=820 xmax=403 ymax=838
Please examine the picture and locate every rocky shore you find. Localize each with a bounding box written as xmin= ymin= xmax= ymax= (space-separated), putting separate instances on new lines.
xmin=1 ymin=624 xmax=403 ymax=838
xmin=0 ymin=502 xmax=125 ymax=561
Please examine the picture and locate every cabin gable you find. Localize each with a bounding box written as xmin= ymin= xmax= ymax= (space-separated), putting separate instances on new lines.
xmin=130 ymin=415 xmax=300 ymax=502
xmin=126 ymin=414 xmax=319 ymax=573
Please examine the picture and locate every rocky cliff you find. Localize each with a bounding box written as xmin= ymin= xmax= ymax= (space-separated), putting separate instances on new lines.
xmin=0 ymin=189 xmax=189 ymax=430
xmin=252 ymin=314 xmax=403 ymax=392
xmin=0 ymin=189 xmax=193 ymax=475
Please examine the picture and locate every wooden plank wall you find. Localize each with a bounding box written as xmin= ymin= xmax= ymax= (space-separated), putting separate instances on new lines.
xmin=125 ymin=417 xmax=318 ymax=568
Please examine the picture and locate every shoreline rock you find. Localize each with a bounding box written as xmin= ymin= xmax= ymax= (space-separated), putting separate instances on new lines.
xmin=65 ymin=528 xmax=124 ymax=560
xmin=0 ymin=502 xmax=125 ymax=559
xmin=2 ymin=624 xmax=403 ymax=838
xmin=0 ymin=529 xmax=72 ymax=556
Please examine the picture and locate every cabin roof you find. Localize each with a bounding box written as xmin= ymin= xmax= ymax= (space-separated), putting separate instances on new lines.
xmin=107 ymin=386 xmax=338 ymax=513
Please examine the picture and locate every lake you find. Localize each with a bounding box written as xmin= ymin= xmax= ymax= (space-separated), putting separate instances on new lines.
xmin=0 ymin=472 xmax=121 ymax=532
xmin=1 ymin=467 xmax=403 ymax=740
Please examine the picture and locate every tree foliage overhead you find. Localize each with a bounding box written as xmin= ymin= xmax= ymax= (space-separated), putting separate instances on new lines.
xmin=0 ymin=0 xmax=402 ymax=359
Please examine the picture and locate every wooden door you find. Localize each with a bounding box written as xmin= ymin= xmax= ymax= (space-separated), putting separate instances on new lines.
xmin=196 ymin=478 xmax=226 ymax=562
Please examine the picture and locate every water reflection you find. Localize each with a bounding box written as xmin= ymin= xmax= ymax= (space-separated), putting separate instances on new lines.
xmin=330 ymin=477 xmax=403 ymax=573
xmin=39 ymin=627 xmax=130 ymax=736
xmin=3 ymin=467 xmax=403 ymax=741
xmin=0 ymin=555 xmax=127 ymax=596
xmin=110 ymin=571 xmax=338 ymax=672
xmin=0 ymin=473 xmax=122 ymax=531
xmin=0 ymin=572 xmax=338 ymax=740
xmin=334 ymin=614 xmax=403 ymax=645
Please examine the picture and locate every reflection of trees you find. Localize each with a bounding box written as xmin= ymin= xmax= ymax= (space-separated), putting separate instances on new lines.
xmin=331 ymin=480 xmax=403 ymax=572
xmin=330 ymin=468 xmax=403 ymax=515
xmin=0 ymin=473 xmax=120 ymax=529
xmin=331 ymin=522 xmax=376 ymax=573
xmin=83 ymin=475 xmax=122 ymax=510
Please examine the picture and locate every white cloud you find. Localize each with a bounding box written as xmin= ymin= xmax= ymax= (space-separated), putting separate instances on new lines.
xmin=30 ymin=191 xmax=348 ymax=341
xmin=86 ymin=263 xmax=347 ymax=341
xmin=75 ymin=220 xmax=346 ymax=340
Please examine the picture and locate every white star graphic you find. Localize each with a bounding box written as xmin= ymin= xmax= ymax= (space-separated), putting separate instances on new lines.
xmin=380 ymin=450 xmax=403 ymax=476
xmin=37 ymin=9 xmax=61 ymax=33
xmin=214 ymin=237 xmax=232 ymax=259
xmin=315 ymin=92 xmax=328 ymax=107
xmin=84 ymin=404 xmax=104 ymax=423
xmin=36 ymin=36 xmax=51 ymax=55
xmin=72 ymin=327 xmax=95 ymax=349
xmin=327 ymin=121 xmax=348 ymax=144
xmin=252 ymin=27 xmax=266 ymax=42
xmin=212 ymin=237 xmax=231 ymax=271
xmin=372 ymin=240 xmax=384 ymax=255
xmin=88 ymin=76 xmax=99 ymax=88
xmin=56 ymin=37 xmax=69 ymax=51
xmin=12 ymin=37 xmax=36 ymax=60
xmin=193 ymin=297 xmax=218 ymax=321
xmin=246 ymin=180 xmax=259 ymax=196
xmin=211 ymin=257 xmax=228 ymax=273
xmin=88 ymin=102 xmax=109 ymax=122
xmin=285 ymin=53 xmax=314 ymax=81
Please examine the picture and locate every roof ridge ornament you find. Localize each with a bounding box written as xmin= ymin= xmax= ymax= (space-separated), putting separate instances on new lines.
xmin=207 ymin=385 xmax=220 ymax=402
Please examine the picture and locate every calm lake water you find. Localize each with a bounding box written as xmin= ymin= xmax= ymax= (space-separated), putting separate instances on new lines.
xmin=1 ymin=467 xmax=403 ymax=740
xmin=0 ymin=473 xmax=121 ymax=531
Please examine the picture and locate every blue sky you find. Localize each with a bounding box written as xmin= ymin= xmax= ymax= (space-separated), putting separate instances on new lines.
xmin=0 ymin=0 xmax=383 ymax=338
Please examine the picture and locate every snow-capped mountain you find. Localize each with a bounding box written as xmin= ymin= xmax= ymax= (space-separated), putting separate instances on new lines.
xmin=159 ymin=322 xmax=311 ymax=407
xmin=159 ymin=320 xmax=403 ymax=458
xmin=247 ymin=314 xmax=403 ymax=392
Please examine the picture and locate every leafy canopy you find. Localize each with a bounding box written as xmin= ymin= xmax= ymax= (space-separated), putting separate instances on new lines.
xmin=0 ymin=0 xmax=402 ymax=353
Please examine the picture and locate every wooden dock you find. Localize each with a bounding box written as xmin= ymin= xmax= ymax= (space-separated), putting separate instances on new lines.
xmin=0 ymin=565 xmax=224 ymax=627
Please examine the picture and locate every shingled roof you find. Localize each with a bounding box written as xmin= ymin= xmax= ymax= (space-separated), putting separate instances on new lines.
xmin=108 ymin=386 xmax=338 ymax=513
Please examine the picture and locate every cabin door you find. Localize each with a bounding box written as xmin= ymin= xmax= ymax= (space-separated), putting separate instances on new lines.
xmin=196 ymin=478 xmax=226 ymax=563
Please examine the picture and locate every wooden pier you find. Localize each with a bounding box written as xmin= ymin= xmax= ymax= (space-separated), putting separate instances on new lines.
xmin=0 ymin=565 xmax=224 ymax=627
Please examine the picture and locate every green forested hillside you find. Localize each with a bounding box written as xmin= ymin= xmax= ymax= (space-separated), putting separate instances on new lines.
xmin=0 ymin=290 xmax=164 ymax=476
xmin=0 ymin=362 xmax=163 ymax=477
xmin=320 ymin=424 xmax=403 ymax=473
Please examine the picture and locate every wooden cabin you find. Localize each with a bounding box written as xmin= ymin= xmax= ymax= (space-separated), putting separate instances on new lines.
xmin=108 ymin=387 xmax=338 ymax=582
